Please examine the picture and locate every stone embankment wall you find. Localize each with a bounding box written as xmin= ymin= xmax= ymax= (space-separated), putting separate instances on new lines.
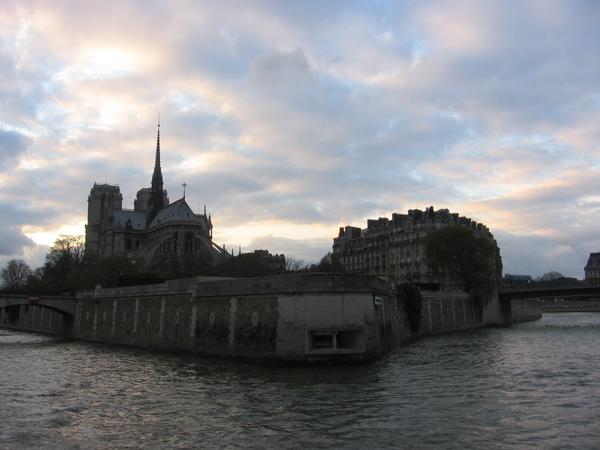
xmin=419 ymin=291 xmax=480 ymax=334
xmin=0 ymin=274 xmax=541 ymax=363
xmin=510 ymin=298 xmax=542 ymax=322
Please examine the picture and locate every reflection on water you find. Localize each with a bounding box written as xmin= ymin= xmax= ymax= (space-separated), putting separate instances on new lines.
xmin=1 ymin=313 xmax=599 ymax=449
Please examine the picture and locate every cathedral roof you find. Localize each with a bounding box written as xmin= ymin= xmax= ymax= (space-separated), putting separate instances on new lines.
xmin=114 ymin=210 xmax=147 ymax=230
xmin=147 ymin=197 xmax=206 ymax=228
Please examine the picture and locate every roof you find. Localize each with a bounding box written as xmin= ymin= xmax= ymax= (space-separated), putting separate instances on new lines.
xmin=585 ymin=253 xmax=600 ymax=269
xmin=148 ymin=197 xmax=206 ymax=228
xmin=113 ymin=210 xmax=147 ymax=230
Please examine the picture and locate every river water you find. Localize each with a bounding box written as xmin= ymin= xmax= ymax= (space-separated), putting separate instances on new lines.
xmin=1 ymin=313 xmax=599 ymax=449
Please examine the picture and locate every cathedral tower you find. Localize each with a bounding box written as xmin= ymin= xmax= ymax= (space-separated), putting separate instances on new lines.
xmin=85 ymin=183 xmax=123 ymax=256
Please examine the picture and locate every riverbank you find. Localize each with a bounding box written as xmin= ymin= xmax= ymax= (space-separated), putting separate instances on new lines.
xmin=0 ymin=273 xmax=541 ymax=363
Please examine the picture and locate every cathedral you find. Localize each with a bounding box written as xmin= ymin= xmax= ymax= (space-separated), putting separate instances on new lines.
xmin=84 ymin=124 xmax=231 ymax=271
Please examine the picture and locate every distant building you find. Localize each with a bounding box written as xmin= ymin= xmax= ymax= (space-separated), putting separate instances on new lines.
xmin=216 ymin=249 xmax=286 ymax=277
xmin=332 ymin=206 xmax=498 ymax=289
xmin=584 ymin=253 xmax=600 ymax=286
xmin=85 ymin=124 xmax=230 ymax=271
xmin=250 ymin=249 xmax=286 ymax=273
xmin=503 ymin=274 xmax=533 ymax=287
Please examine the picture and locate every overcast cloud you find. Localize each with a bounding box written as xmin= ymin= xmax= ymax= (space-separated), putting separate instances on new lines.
xmin=0 ymin=0 xmax=599 ymax=278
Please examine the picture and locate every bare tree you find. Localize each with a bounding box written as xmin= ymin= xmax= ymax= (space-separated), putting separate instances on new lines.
xmin=42 ymin=235 xmax=86 ymax=285
xmin=285 ymin=257 xmax=308 ymax=272
xmin=1 ymin=259 xmax=32 ymax=290
xmin=50 ymin=235 xmax=85 ymax=264
xmin=538 ymin=271 xmax=564 ymax=282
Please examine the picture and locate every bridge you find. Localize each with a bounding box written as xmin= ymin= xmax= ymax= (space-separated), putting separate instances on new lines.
xmin=499 ymin=285 xmax=600 ymax=312
xmin=499 ymin=285 xmax=600 ymax=300
xmin=0 ymin=294 xmax=77 ymax=319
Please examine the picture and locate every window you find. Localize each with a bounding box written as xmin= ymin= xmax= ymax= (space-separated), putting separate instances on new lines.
xmin=312 ymin=332 xmax=334 ymax=349
xmin=307 ymin=328 xmax=363 ymax=353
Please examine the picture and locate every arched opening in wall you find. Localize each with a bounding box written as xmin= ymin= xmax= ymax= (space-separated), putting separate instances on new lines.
xmin=3 ymin=305 xmax=21 ymax=325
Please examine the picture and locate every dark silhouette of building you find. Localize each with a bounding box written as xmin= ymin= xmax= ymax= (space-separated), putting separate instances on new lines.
xmin=84 ymin=123 xmax=230 ymax=271
xmin=585 ymin=252 xmax=600 ymax=286
xmin=333 ymin=206 xmax=497 ymax=289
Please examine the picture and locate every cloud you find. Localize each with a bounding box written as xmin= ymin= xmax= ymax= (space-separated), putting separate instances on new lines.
xmin=0 ymin=128 xmax=32 ymax=170
xmin=0 ymin=0 xmax=598 ymax=279
xmin=0 ymin=202 xmax=43 ymax=258
xmin=252 ymin=48 xmax=312 ymax=86
xmin=496 ymin=230 xmax=596 ymax=279
xmin=0 ymin=226 xmax=34 ymax=256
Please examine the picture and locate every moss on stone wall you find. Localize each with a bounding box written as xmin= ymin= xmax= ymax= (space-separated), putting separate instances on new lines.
xmin=234 ymin=296 xmax=278 ymax=354
xmin=194 ymin=298 xmax=230 ymax=348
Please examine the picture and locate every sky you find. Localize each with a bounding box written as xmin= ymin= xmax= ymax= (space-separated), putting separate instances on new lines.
xmin=0 ymin=0 xmax=599 ymax=278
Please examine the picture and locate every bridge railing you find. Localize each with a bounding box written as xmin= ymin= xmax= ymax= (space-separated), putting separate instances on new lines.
xmin=499 ymin=286 xmax=600 ymax=300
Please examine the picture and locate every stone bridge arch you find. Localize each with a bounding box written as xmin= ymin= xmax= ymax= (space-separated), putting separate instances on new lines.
xmin=0 ymin=295 xmax=77 ymax=334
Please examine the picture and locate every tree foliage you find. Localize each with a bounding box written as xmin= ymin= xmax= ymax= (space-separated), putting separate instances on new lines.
xmin=43 ymin=235 xmax=85 ymax=280
xmin=35 ymin=235 xmax=86 ymax=293
xmin=212 ymin=253 xmax=284 ymax=277
xmin=1 ymin=259 xmax=32 ymax=291
xmin=310 ymin=252 xmax=345 ymax=273
xmin=425 ymin=225 xmax=502 ymax=299
xmin=13 ymin=232 xmax=332 ymax=293
xmin=22 ymin=235 xmax=158 ymax=293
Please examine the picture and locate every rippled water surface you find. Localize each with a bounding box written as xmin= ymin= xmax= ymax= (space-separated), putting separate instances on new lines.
xmin=1 ymin=313 xmax=599 ymax=449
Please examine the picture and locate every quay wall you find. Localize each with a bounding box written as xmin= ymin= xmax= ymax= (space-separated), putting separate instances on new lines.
xmin=419 ymin=291 xmax=480 ymax=334
xmin=510 ymin=298 xmax=542 ymax=322
xmin=0 ymin=274 xmax=541 ymax=363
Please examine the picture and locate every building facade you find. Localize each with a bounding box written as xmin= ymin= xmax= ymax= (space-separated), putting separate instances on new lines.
xmin=584 ymin=253 xmax=600 ymax=286
xmin=248 ymin=249 xmax=286 ymax=273
xmin=332 ymin=206 xmax=498 ymax=290
xmin=85 ymin=125 xmax=230 ymax=271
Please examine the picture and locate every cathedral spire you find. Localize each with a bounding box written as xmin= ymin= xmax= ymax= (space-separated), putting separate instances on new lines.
xmin=155 ymin=114 xmax=161 ymax=172
xmin=149 ymin=117 xmax=164 ymax=223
